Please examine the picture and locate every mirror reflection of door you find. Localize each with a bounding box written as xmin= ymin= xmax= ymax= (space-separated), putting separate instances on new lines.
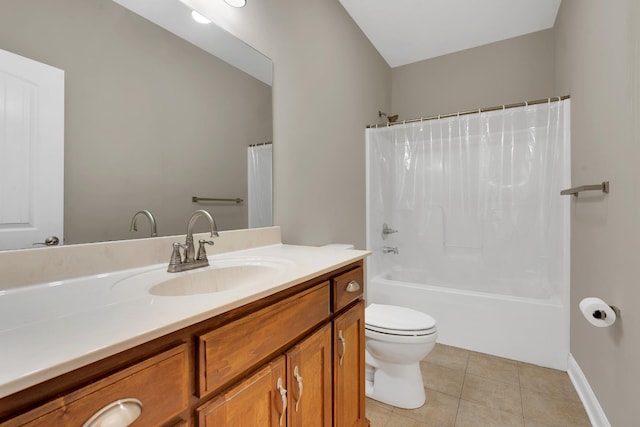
xmin=0 ymin=49 xmax=64 ymax=250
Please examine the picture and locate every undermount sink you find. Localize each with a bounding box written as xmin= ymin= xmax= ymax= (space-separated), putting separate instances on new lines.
xmin=148 ymin=257 xmax=294 ymax=297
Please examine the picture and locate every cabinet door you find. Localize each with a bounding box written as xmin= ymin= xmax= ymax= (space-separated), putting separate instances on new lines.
xmin=197 ymin=357 xmax=287 ymax=427
xmin=333 ymin=301 xmax=366 ymax=427
xmin=286 ymin=323 xmax=332 ymax=427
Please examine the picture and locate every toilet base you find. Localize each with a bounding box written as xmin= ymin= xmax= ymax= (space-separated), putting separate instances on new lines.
xmin=365 ymin=360 xmax=426 ymax=409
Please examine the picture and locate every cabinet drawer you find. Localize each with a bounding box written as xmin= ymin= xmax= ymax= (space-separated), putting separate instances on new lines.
xmin=198 ymin=282 xmax=330 ymax=397
xmin=332 ymin=267 xmax=364 ymax=312
xmin=6 ymin=345 xmax=189 ymax=427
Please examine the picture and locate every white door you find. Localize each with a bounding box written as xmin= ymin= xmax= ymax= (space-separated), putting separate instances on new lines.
xmin=0 ymin=49 xmax=64 ymax=250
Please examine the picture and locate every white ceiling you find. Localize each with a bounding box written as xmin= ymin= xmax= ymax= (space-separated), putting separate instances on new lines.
xmin=112 ymin=0 xmax=272 ymax=85
xmin=338 ymin=0 xmax=562 ymax=68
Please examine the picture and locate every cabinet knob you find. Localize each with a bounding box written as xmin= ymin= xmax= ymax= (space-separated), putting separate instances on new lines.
xmin=276 ymin=377 xmax=287 ymax=426
xmin=345 ymin=280 xmax=360 ymax=293
xmin=82 ymin=398 xmax=142 ymax=427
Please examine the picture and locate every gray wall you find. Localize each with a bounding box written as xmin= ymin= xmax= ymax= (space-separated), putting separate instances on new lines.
xmin=183 ymin=0 xmax=392 ymax=249
xmin=555 ymin=1 xmax=639 ymax=425
xmin=391 ymin=29 xmax=556 ymax=119
xmin=0 ymin=0 xmax=272 ymax=244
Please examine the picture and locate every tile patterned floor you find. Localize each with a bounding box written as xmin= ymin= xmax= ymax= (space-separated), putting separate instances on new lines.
xmin=366 ymin=344 xmax=591 ymax=427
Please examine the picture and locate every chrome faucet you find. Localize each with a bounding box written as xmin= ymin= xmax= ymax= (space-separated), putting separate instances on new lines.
xmin=381 ymin=223 xmax=398 ymax=240
xmin=130 ymin=210 xmax=158 ymax=237
xmin=383 ymin=246 xmax=399 ymax=254
xmin=167 ymin=209 xmax=219 ymax=272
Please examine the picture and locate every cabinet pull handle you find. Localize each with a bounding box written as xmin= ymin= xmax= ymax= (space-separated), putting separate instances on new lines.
xmin=345 ymin=280 xmax=360 ymax=293
xmin=276 ymin=377 xmax=287 ymax=426
xmin=82 ymin=398 xmax=142 ymax=427
xmin=294 ymin=366 xmax=303 ymax=412
xmin=338 ymin=330 xmax=346 ymax=366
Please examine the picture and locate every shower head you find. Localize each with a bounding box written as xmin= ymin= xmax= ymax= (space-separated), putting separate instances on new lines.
xmin=378 ymin=110 xmax=399 ymax=123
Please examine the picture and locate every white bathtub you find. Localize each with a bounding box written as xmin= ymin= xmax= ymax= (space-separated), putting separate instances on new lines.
xmin=367 ymin=273 xmax=569 ymax=370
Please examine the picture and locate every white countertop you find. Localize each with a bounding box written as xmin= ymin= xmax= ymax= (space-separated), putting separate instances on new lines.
xmin=0 ymin=243 xmax=369 ymax=399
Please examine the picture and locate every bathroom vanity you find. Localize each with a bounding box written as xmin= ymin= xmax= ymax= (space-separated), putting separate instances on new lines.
xmin=0 ymin=228 xmax=369 ymax=426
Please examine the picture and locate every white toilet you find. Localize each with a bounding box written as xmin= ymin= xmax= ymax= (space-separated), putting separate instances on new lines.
xmin=365 ymin=303 xmax=437 ymax=409
xmin=320 ymin=244 xmax=437 ymax=409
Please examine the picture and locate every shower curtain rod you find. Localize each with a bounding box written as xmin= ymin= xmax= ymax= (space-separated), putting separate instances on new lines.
xmin=249 ymin=141 xmax=272 ymax=147
xmin=366 ymin=95 xmax=570 ymax=128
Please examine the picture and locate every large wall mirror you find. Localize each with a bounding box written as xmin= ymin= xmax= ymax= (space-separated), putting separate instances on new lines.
xmin=0 ymin=0 xmax=273 ymax=250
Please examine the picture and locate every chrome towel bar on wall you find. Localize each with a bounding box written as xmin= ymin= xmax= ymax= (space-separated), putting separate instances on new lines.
xmin=560 ymin=181 xmax=609 ymax=197
xmin=192 ymin=196 xmax=244 ymax=204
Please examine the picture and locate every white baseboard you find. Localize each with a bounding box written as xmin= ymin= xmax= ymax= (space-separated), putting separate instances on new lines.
xmin=567 ymin=353 xmax=610 ymax=427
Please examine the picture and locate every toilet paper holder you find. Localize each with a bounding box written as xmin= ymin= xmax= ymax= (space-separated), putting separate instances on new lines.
xmin=592 ymin=305 xmax=620 ymax=320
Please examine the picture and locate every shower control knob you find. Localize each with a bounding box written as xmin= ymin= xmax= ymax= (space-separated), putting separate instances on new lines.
xmin=382 ymin=223 xmax=398 ymax=240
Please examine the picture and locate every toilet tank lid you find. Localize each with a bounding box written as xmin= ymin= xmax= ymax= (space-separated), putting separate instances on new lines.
xmin=322 ymin=243 xmax=354 ymax=250
xmin=366 ymin=303 xmax=436 ymax=331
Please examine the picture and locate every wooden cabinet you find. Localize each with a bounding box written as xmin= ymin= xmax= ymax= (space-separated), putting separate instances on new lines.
xmin=2 ymin=345 xmax=189 ymax=427
xmin=198 ymin=323 xmax=334 ymax=427
xmin=198 ymin=282 xmax=330 ymax=397
xmin=333 ymin=301 xmax=366 ymax=427
xmin=0 ymin=261 xmax=367 ymax=427
xmin=197 ymin=357 xmax=287 ymax=427
xmin=286 ymin=323 xmax=333 ymax=427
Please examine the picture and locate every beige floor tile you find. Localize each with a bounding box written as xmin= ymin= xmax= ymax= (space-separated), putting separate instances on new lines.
xmin=424 ymin=344 xmax=470 ymax=372
xmin=521 ymin=388 xmax=590 ymax=426
xmin=367 ymin=398 xmax=394 ymax=427
xmin=460 ymin=374 xmax=523 ymax=416
xmin=421 ymin=361 xmax=466 ymax=397
xmin=518 ymin=363 xmax=580 ymax=402
xmin=455 ymin=399 xmax=525 ymax=427
xmin=392 ymin=388 xmax=459 ymax=427
xmin=383 ymin=413 xmax=432 ymax=427
xmin=467 ymin=352 xmax=519 ymax=386
xmin=524 ymin=422 xmax=561 ymax=427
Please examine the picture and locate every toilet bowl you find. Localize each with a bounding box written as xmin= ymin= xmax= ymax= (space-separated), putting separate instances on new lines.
xmin=365 ymin=303 xmax=437 ymax=409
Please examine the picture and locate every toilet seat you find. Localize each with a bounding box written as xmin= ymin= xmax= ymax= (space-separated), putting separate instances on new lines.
xmin=365 ymin=303 xmax=437 ymax=337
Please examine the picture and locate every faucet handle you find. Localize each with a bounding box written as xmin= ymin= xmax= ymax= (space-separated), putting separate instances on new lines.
xmin=169 ymin=242 xmax=187 ymax=266
xmin=197 ymin=240 xmax=215 ymax=261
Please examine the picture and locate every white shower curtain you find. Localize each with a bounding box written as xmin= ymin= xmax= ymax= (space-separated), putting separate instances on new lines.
xmin=367 ymin=100 xmax=570 ymax=297
xmin=247 ymin=143 xmax=272 ymax=228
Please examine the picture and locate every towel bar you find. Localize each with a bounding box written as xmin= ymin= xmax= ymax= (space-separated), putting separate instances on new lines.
xmin=192 ymin=196 xmax=244 ymax=204
xmin=560 ymin=181 xmax=609 ymax=197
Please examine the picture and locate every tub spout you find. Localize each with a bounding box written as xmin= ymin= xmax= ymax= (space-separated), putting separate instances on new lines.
xmin=383 ymin=246 xmax=399 ymax=255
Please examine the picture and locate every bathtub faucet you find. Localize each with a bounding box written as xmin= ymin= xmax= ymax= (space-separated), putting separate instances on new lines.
xmin=382 ymin=223 xmax=398 ymax=240
xmin=383 ymin=246 xmax=399 ymax=255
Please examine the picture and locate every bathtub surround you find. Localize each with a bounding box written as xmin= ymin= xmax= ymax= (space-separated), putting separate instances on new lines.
xmin=366 ymin=100 xmax=570 ymax=369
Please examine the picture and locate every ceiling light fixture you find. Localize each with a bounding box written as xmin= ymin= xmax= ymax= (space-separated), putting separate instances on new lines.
xmin=224 ymin=0 xmax=246 ymax=8
xmin=191 ymin=10 xmax=212 ymax=24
